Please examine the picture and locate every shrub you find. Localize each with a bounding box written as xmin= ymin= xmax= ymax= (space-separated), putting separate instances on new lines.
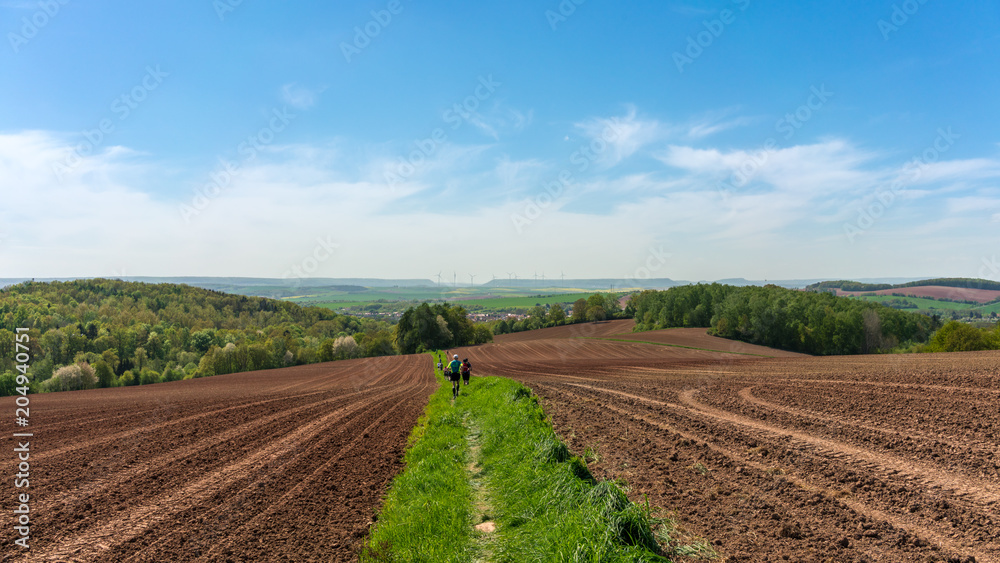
xmin=43 ymin=362 xmax=97 ymax=392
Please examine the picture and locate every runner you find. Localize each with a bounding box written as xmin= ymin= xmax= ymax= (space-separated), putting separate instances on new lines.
xmin=461 ymin=358 xmax=472 ymax=386
xmin=448 ymin=354 xmax=462 ymax=398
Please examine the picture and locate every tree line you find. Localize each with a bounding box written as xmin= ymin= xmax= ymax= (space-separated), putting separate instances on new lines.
xmin=0 ymin=279 xmax=399 ymax=394
xmin=628 ymin=283 xmax=941 ymax=355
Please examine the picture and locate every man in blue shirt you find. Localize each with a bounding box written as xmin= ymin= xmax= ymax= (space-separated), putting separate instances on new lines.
xmin=448 ymin=354 xmax=462 ymax=398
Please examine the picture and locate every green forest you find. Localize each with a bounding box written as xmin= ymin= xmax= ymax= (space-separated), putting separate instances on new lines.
xmin=628 ymin=283 xmax=944 ymax=355
xmin=0 ymin=279 xmax=406 ymax=395
xmin=393 ymin=302 xmax=494 ymax=354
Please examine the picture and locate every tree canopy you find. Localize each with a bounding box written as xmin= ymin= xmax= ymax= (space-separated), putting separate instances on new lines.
xmin=629 ymin=284 xmax=941 ymax=355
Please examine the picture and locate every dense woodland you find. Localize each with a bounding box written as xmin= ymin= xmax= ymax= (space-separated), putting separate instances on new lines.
xmin=628 ymin=284 xmax=945 ymax=355
xmin=0 ymin=279 xmax=399 ymax=394
xmin=394 ymin=302 xmax=494 ymax=354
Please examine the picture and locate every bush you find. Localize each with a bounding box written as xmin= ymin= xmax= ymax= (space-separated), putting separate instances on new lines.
xmin=139 ymin=368 xmax=161 ymax=385
xmin=0 ymin=371 xmax=19 ymax=396
xmin=118 ymin=370 xmax=135 ymax=386
xmin=926 ymin=321 xmax=995 ymax=352
xmin=43 ymin=362 xmax=97 ymax=392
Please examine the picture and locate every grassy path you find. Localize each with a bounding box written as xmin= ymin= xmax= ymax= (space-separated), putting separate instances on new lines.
xmin=362 ymin=354 xmax=694 ymax=562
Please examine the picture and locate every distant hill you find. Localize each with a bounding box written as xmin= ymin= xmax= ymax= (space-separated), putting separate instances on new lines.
xmin=0 ymin=277 xmax=435 ymax=291
xmin=480 ymin=278 xmax=688 ymax=290
xmin=0 ymin=275 xmax=951 ymax=295
xmin=806 ymin=278 xmax=1000 ymax=293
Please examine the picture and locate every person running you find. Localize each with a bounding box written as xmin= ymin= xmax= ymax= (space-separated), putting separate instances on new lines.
xmin=461 ymin=358 xmax=472 ymax=386
xmin=448 ymin=354 xmax=462 ymax=398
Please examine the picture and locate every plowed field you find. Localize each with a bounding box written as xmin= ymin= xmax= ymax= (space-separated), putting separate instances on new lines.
xmin=1 ymin=355 xmax=435 ymax=562
xmin=836 ymin=286 xmax=1000 ymax=303
xmin=459 ymin=325 xmax=1000 ymax=562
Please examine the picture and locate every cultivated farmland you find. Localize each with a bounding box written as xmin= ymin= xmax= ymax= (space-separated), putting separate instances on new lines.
xmin=5 ymin=320 xmax=997 ymax=562
xmin=1 ymin=356 xmax=435 ymax=562
xmin=459 ymin=322 xmax=999 ymax=562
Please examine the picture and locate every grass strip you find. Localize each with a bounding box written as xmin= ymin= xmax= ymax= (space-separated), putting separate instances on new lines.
xmin=364 ymin=361 xmax=710 ymax=561
xmin=580 ymin=336 xmax=771 ymax=357
xmin=360 ymin=355 xmax=478 ymax=562
xmin=462 ymin=376 xmax=676 ymax=562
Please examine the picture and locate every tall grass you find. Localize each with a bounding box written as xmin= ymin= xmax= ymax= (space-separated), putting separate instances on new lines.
xmin=360 ymin=357 xmax=477 ymax=562
xmin=364 ymin=362 xmax=694 ymax=562
xmin=464 ymin=377 xmax=671 ymax=562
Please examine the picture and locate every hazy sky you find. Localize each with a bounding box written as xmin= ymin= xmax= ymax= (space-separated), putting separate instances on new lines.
xmin=2 ymin=1 xmax=999 ymax=283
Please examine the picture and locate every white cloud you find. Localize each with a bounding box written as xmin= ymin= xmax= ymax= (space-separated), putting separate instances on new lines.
xmin=575 ymin=106 xmax=664 ymax=169
xmin=466 ymin=104 xmax=533 ymax=141
xmin=281 ymin=83 xmax=323 ymax=110
xmin=5 ymin=125 xmax=1000 ymax=281
xmin=683 ymin=108 xmax=756 ymax=139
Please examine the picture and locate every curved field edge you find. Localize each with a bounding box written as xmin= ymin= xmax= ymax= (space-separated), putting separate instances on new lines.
xmin=363 ymin=356 xmax=711 ymax=562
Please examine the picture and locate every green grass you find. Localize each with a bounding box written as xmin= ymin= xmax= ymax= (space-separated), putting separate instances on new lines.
xmin=365 ymin=366 xmax=705 ymax=561
xmin=463 ymin=376 xmax=674 ymax=562
xmin=360 ymin=358 xmax=477 ymax=562
xmin=284 ymin=287 xmax=617 ymax=313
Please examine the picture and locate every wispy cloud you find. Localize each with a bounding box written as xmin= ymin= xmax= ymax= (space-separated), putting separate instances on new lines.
xmin=281 ymin=83 xmax=323 ymax=110
xmin=466 ymin=103 xmax=533 ymax=141
xmin=575 ymin=106 xmax=665 ymax=169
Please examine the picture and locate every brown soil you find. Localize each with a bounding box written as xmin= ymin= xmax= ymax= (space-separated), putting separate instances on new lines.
xmin=458 ymin=328 xmax=1000 ymax=563
xmin=837 ymin=286 xmax=1000 ymax=304
xmin=1 ymin=355 xmax=435 ymax=562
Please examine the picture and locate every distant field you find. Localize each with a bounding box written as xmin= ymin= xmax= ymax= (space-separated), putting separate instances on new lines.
xmin=451 ymin=293 xmax=594 ymax=309
xmin=849 ymin=294 xmax=1000 ymax=313
xmin=284 ymin=286 xmax=615 ymax=312
xmin=837 ymin=285 xmax=1000 ymax=304
xmin=855 ymin=295 xmax=976 ymax=311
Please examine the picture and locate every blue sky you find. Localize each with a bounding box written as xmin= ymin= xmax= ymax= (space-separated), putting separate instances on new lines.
xmin=2 ymin=0 xmax=999 ymax=282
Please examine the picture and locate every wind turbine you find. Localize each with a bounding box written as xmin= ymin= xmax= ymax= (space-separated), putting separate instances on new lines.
xmin=436 ymin=271 xmax=443 ymax=287
xmin=507 ymin=272 xmax=513 ymax=288
xmin=469 ymin=274 xmax=476 ymax=288
xmin=561 ymin=271 xmax=565 ymax=285
xmin=453 ymin=272 xmax=457 ymax=288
